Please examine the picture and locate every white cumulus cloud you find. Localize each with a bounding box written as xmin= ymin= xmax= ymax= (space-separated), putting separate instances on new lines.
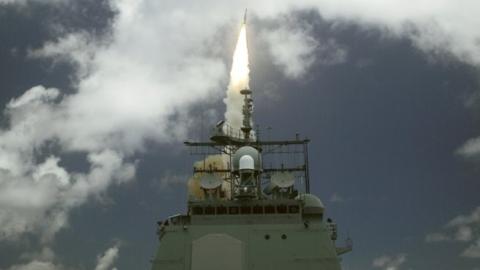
xmin=0 ymin=0 xmax=68 ymax=5
xmin=95 ymin=245 xmax=119 ymax=270
xmin=426 ymin=206 xmax=480 ymax=259
xmin=3 ymin=244 xmax=119 ymax=270
xmin=462 ymin=239 xmax=480 ymax=258
xmin=0 ymin=85 xmax=137 ymax=241
xmin=6 ymin=261 xmax=60 ymax=270
xmin=329 ymin=192 xmax=346 ymax=203
xmin=372 ymin=253 xmax=407 ymax=270
xmin=261 ymin=22 xmax=320 ymax=79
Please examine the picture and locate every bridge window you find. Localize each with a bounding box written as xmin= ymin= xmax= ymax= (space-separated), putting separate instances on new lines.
xmin=277 ymin=205 xmax=287 ymax=214
xmin=253 ymin=205 xmax=263 ymax=214
xmin=192 ymin=207 xmax=203 ymax=215
xmin=229 ymin=206 xmax=239 ymax=215
xmin=217 ymin=206 xmax=227 ymax=215
xmin=240 ymin=206 xmax=251 ymax=214
xmin=205 ymin=206 xmax=215 ymax=215
xmin=265 ymin=205 xmax=275 ymax=214
xmin=288 ymin=205 xmax=300 ymax=214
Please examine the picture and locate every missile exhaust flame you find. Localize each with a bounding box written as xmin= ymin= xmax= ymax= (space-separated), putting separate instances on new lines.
xmin=224 ymin=15 xmax=250 ymax=131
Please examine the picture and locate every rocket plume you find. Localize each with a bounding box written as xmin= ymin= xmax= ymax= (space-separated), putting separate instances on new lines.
xmin=224 ymin=22 xmax=250 ymax=131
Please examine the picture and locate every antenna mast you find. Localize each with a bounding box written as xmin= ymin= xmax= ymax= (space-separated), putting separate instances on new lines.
xmin=240 ymin=88 xmax=253 ymax=140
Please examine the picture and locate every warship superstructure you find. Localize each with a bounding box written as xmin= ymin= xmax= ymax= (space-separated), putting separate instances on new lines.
xmin=151 ymin=12 xmax=352 ymax=270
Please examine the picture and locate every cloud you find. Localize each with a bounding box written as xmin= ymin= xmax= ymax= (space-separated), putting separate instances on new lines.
xmin=447 ymin=206 xmax=480 ymax=228
xmin=29 ymin=32 xmax=98 ymax=78
xmin=455 ymin=226 xmax=474 ymax=242
xmin=425 ymin=232 xmax=450 ymax=243
xmin=434 ymin=227 xmax=473 ymax=243
xmin=6 ymin=261 xmax=60 ymax=270
xmin=0 ymin=0 xmax=67 ymax=5
xmin=3 ymin=245 xmax=119 ymax=270
xmin=261 ymin=22 xmax=320 ymax=79
xmin=5 ymin=247 xmax=60 ymax=270
xmin=1 ymin=0 xmax=228 ymax=243
xmin=260 ymin=15 xmax=347 ymax=79
xmin=10 ymin=0 xmax=480 ymax=68
xmin=457 ymin=138 xmax=480 ymax=159
xmin=0 ymin=86 xmax=137 ymax=241
xmin=329 ymin=192 xmax=346 ymax=203
xmin=427 ymin=225 xmax=476 ymax=243
xmin=426 ymin=206 xmax=480 ymax=258
xmin=372 ymin=253 xmax=407 ymax=270
xmin=6 ymin=248 xmax=60 ymax=270
xmin=0 ymin=147 xmax=135 ymax=242
xmin=462 ymin=239 xmax=480 ymax=258
xmin=153 ymin=171 xmax=189 ymax=194
xmin=7 ymin=86 xmax=60 ymax=109
xmin=94 ymin=245 xmax=119 ymax=270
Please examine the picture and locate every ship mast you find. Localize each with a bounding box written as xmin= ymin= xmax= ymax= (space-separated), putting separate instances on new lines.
xmin=184 ymin=9 xmax=311 ymax=199
xmin=240 ymin=88 xmax=253 ymax=141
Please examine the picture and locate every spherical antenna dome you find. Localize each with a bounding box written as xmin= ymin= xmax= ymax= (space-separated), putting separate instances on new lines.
xmin=232 ymin=146 xmax=261 ymax=171
xmin=296 ymin=193 xmax=325 ymax=214
xmin=239 ymin=155 xmax=254 ymax=170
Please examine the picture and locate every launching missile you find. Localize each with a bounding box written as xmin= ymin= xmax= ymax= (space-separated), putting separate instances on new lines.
xmin=243 ymin=9 xmax=247 ymax=24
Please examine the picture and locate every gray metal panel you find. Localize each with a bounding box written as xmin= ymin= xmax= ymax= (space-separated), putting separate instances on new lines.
xmin=191 ymin=233 xmax=243 ymax=270
xmin=152 ymin=261 xmax=184 ymax=270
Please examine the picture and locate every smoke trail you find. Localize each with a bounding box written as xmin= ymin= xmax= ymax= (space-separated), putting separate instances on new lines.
xmin=224 ymin=23 xmax=250 ymax=131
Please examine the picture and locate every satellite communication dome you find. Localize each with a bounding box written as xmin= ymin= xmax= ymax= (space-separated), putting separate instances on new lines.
xmin=271 ymin=172 xmax=295 ymax=188
xmin=296 ymin=193 xmax=325 ymax=214
xmin=232 ymin=146 xmax=261 ymax=171
xmin=239 ymin=155 xmax=255 ymax=170
xmin=199 ymin=173 xmax=223 ymax=189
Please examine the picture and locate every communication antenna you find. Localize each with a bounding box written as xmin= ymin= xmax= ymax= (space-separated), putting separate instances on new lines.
xmin=271 ymin=172 xmax=295 ymax=188
xmin=199 ymin=174 xmax=223 ymax=190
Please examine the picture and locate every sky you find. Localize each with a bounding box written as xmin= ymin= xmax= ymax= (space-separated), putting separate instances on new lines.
xmin=0 ymin=0 xmax=480 ymax=269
